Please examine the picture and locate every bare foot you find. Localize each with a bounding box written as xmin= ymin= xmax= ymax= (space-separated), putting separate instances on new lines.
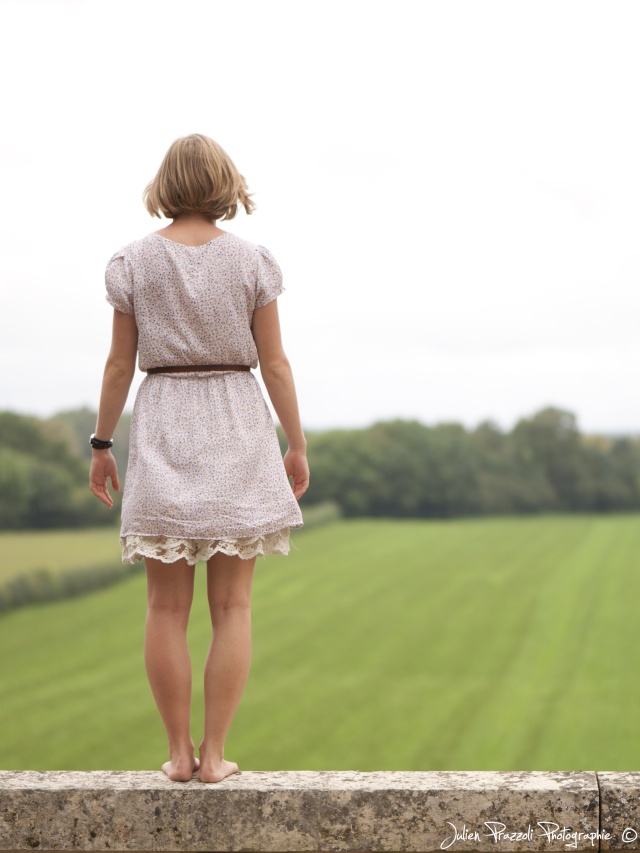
xmin=162 ymin=755 xmax=200 ymax=782
xmin=198 ymin=757 xmax=239 ymax=783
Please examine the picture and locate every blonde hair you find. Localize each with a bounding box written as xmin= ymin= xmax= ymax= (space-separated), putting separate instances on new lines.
xmin=143 ymin=133 xmax=256 ymax=221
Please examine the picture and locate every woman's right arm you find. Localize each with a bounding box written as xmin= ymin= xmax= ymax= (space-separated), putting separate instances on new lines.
xmin=251 ymin=300 xmax=309 ymax=500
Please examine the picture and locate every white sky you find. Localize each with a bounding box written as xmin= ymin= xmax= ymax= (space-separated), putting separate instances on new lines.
xmin=0 ymin=0 xmax=638 ymax=435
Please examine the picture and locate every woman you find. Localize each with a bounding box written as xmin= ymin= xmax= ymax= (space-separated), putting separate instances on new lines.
xmin=89 ymin=133 xmax=310 ymax=784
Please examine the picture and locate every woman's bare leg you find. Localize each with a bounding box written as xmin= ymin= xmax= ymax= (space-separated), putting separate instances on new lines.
xmin=198 ymin=551 xmax=257 ymax=783
xmin=144 ymin=556 xmax=199 ymax=781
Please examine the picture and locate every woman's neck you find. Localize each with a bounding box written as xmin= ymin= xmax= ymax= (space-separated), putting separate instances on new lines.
xmin=155 ymin=213 xmax=226 ymax=245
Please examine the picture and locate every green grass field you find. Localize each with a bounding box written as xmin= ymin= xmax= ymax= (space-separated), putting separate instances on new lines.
xmin=0 ymin=526 xmax=121 ymax=582
xmin=1 ymin=512 xmax=639 ymax=772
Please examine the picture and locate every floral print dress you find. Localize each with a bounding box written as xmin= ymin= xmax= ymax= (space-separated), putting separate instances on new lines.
xmin=104 ymin=231 xmax=304 ymax=565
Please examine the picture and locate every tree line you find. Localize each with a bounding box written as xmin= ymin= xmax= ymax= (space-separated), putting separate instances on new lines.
xmin=285 ymin=406 xmax=640 ymax=517
xmin=0 ymin=408 xmax=130 ymax=529
xmin=0 ymin=405 xmax=638 ymax=529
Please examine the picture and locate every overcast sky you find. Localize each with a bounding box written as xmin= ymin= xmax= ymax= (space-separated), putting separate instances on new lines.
xmin=1 ymin=0 xmax=638 ymax=436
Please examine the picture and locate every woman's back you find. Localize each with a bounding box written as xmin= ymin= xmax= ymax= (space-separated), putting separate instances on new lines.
xmin=105 ymin=232 xmax=284 ymax=372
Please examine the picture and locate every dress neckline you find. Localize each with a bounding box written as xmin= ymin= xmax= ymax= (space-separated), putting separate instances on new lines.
xmin=151 ymin=232 xmax=231 ymax=248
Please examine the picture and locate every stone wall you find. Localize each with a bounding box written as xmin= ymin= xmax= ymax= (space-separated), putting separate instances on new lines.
xmin=0 ymin=770 xmax=638 ymax=852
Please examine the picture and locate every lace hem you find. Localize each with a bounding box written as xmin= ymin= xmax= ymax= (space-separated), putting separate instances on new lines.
xmin=121 ymin=528 xmax=290 ymax=565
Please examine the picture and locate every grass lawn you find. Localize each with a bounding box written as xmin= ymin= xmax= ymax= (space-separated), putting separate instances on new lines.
xmin=0 ymin=526 xmax=121 ymax=582
xmin=0 ymin=513 xmax=639 ymax=772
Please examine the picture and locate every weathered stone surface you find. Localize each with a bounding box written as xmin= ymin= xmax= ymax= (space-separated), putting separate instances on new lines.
xmin=0 ymin=770 xmax=600 ymax=852
xmin=598 ymin=772 xmax=640 ymax=850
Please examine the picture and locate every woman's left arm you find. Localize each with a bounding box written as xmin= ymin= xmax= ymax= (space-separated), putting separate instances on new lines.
xmin=90 ymin=309 xmax=138 ymax=508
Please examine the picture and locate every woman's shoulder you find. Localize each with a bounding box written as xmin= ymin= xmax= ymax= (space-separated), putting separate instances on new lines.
xmin=187 ymin=230 xmax=278 ymax=260
xmin=106 ymin=235 xmax=147 ymax=266
xmin=226 ymin=234 xmax=281 ymax=272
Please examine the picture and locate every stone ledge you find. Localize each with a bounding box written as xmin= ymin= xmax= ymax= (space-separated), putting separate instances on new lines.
xmin=0 ymin=770 xmax=637 ymax=852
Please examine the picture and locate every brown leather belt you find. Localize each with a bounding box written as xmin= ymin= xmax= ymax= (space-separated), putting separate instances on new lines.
xmin=147 ymin=364 xmax=251 ymax=374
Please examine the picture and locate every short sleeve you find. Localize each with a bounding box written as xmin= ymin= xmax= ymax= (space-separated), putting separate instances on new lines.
xmin=254 ymin=245 xmax=285 ymax=308
xmin=105 ymin=251 xmax=134 ymax=315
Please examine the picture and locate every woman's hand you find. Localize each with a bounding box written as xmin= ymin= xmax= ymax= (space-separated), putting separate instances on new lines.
xmin=283 ymin=448 xmax=310 ymax=501
xmin=90 ymin=449 xmax=120 ymax=508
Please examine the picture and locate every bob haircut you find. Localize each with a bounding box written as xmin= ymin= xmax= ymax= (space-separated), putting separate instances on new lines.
xmin=143 ymin=134 xmax=255 ymax=222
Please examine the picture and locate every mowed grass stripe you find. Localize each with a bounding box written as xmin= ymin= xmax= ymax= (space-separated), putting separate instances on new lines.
xmin=0 ymin=514 xmax=639 ymax=771
xmin=245 ymin=515 xmax=594 ymax=770
xmin=447 ymin=515 xmax=603 ymax=768
xmin=533 ymin=515 xmax=640 ymax=769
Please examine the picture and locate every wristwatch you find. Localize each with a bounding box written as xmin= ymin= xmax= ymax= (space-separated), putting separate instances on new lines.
xmin=90 ymin=434 xmax=114 ymax=450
